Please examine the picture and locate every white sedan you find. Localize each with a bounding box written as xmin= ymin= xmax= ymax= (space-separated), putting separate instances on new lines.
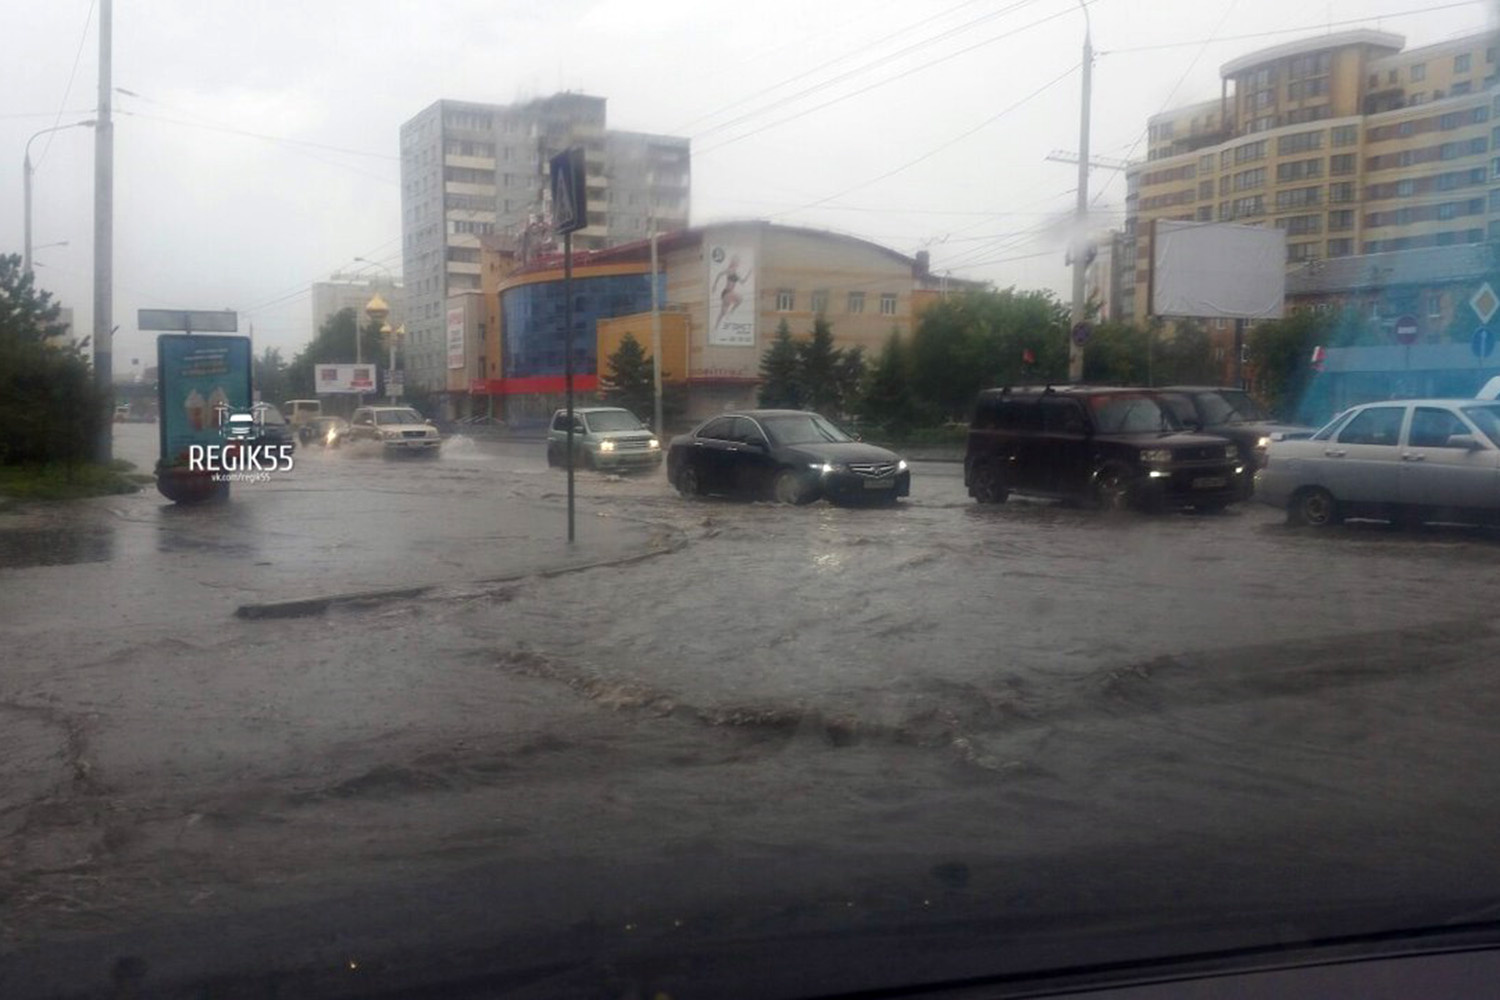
xmin=1257 ymin=398 xmax=1500 ymax=527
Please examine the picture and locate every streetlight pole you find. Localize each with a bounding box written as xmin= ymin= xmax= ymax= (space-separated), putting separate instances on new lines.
xmin=23 ymin=121 xmax=94 ymax=275
xmin=1068 ymin=0 xmax=1093 ymax=383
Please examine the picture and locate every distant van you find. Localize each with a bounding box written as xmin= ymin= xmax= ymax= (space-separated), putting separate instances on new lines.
xmin=283 ymin=399 xmax=322 ymax=427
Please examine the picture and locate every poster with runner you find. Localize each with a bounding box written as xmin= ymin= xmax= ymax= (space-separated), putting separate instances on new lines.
xmin=706 ymin=245 xmax=756 ymax=347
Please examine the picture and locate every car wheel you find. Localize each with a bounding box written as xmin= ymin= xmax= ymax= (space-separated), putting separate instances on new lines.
xmin=774 ymin=468 xmax=815 ymax=505
xmin=546 ymin=442 xmax=560 ymax=468
xmin=580 ymin=448 xmax=595 ymax=471
xmin=971 ymin=464 xmax=1008 ymax=504
xmin=676 ymin=464 xmax=702 ymax=498
xmin=1094 ymin=467 xmax=1135 ymax=511
xmin=1289 ymin=486 xmax=1341 ymax=527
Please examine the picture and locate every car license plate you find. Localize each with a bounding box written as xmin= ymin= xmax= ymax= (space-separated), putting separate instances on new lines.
xmin=863 ymin=479 xmax=894 ymax=489
xmin=1193 ymin=476 xmax=1227 ymax=489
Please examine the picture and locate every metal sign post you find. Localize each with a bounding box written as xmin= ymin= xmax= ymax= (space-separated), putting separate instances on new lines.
xmin=551 ymin=147 xmax=588 ymax=544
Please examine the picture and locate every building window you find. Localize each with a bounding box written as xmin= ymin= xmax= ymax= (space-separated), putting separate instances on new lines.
xmin=810 ymin=290 xmax=828 ymax=314
xmin=1453 ymin=81 xmax=1473 ymax=96
xmin=1327 ymin=239 xmax=1353 ymax=258
xmin=847 ymin=291 xmax=865 ymax=315
xmin=776 ymin=289 xmax=794 ymax=311
xmin=1456 ymin=53 xmax=1472 ymax=73
xmin=880 ymin=293 xmax=898 ymax=316
xmin=1331 ymin=124 xmax=1359 ymax=147
xmin=1412 ymin=63 xmax=1427 ymax=82
xmin=1328 ymin=209 xmax=1354 ymax=231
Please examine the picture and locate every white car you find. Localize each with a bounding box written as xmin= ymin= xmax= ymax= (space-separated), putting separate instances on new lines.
xmin=346 ymin=406 xmax=442 ymax=457
xmin=1257 ymin=398 xmax=1500 ymax=527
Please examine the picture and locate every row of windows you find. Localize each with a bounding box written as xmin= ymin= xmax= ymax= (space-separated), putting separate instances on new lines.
xmin=1366 ymin=167 xmax=1488 ymax=200
xmin=1366 ymin=105 xmax=1490 ymax=143
xmin=1365 ymin=198 xmax=1487 ymax=228
xmin=773 ymin=289 xmax=899 ymax=316
xmin=1366 ymin=137 xmax=1489 ymax=171
xmin=1364 ymin=228 xmax=1486 ymax=253
xmin=1367 ymin=49 xmax=1492 ymax=91
xmin=1142 ymin=163 xmax=1196 ymax=186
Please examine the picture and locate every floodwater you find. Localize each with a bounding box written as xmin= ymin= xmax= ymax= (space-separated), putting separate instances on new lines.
xmin=6 ymin=423 xmax=1500 ymax=996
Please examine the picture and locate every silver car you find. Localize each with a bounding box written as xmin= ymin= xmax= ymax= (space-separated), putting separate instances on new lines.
xmin=546 ymin=406 xmax=662 ymax=471
xmin=1257 ymin=398 xmax=1500 ymax=527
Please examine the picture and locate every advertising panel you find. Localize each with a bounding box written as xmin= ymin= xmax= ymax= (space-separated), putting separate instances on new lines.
xmin=706 ymin=244 xmax=756 ymax=347
xmin=314 ymin=363 xmax=377 ymax=394
xmin=157 ymin=334 xmax=253 ymax=466
xmin=447 ymin=306 xmax=466 ymax=370
xmin=1149 ymin=220 xmax=1285 ymax=320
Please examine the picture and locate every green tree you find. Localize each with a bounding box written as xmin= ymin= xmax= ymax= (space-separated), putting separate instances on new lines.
xmin=1153 ymin=319 xmax=1218 ymax=385
xmin=758 ymin=319 xmax=803 ymax=408
xmin=254 ymin=346 xmax=290 ymax=406
xmin=797 ymin=316 xmax=844 ymax=414
xmin=285 ymin=307 xmax=385 ymax=397
xmin=599 ymin=332 xmax=659 ymax=419
xmin=1247 ymin=309 xmax=1335 ymax=420
xmin=858 ymin=330 xmax=917 ymax=436
xmin=0 ymin=254 xmax=104 ymax=469
xmin=1080 ymin=321 xmax=1149 ymax=385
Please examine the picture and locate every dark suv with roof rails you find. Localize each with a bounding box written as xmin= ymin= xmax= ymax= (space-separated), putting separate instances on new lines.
xmin=965 ymin=385 xmax=1245 ymax=512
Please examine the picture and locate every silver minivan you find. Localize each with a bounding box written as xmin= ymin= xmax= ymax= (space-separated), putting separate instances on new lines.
xmin=1257 ymin=398 xmax=1500 ymax=526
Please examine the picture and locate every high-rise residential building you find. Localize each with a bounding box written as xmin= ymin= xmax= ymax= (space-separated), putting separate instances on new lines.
xmin=398 ymin=94 xmax=691 ymax=394
xmin=1122 ymin=28 xmax=1499 ymax=326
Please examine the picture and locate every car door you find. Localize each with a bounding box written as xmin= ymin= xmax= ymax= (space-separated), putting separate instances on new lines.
xmin=1038 ymin=397 xmax=1092 ymax=497
xmin=688 ymin=416 xmax=737 ymax=492
xmin=1319 ymin=404 xmax=1407 ymax=506
xmin=350 ymin=408 xmax=375 ymax=441
xmin=729 ymin=416 xmax=778 ymax=496
xmin=1399 ymin=405 xmax=1500 ymax=513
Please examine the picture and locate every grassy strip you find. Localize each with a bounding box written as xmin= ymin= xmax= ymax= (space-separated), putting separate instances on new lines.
xmin=0 ymin=460 xmax=150 ymax=502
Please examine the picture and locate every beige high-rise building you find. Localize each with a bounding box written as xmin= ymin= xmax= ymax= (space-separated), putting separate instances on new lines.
xmin=398 ymin=94 xmax=691 ymax=394
xmin=1121 ymin=28 xmax=1499 ymax=326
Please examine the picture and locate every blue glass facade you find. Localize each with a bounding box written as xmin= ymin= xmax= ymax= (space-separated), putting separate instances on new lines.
xmin=501 ymin=273 xmax=664 ymax=378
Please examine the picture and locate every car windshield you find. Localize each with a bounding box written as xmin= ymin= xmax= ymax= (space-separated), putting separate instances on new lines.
xmin=1196 ymin=390 xmax=1269 ymax=425
xmin=10 ymin=3 xmax=1500 ymax=998
xmin=1089 ymin=394 xmax=1178 ymax=434
xmin=585 ymin=410 xmax=644 ymax=432
xmin=762 ymin=413 xmax=854 ymax=445
xmin=1460 ymin=404 xmax=1500 ymax=447
xmin=374 ymin=409 xmax=424 ymax=425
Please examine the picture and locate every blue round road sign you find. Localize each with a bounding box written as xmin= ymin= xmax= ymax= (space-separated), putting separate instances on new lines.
xmin=1071 ymin=322 xmax=1092 ymax=347
xmin=1473 ymin=327 xmax=1495 ymax=359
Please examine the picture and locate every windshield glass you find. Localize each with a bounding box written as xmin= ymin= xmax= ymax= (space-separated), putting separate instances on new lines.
xmin=1089 ymin=394 xmax=1177 ymax=434
xmin=762 ymin=413 xmax=854 ymax=445
xmin=1197 ymin=390 xmax=1269 ymax=424
xmin=374 ymin=409 xmax=424 ymax=425
xmin=585 ymin=410 xmax=644 ymax=432
xmin=9 ymin=4 xmax=1500 ymax=998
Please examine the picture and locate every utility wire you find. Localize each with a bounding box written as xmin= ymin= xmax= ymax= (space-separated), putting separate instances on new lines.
xmin=34 ymin=0 xmax=96 ymax=169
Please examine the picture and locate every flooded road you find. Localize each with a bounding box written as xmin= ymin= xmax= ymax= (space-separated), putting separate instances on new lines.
xmin=6 ymin=423 xmax=1500 ymax=996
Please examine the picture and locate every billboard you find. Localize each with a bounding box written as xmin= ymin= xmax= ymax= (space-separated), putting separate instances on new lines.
xmin=315 ymin=363 xmax=377 ymax=394
xmin=707 ymin=244 xmax=756 ymax=347
xmin=157 ymin=334 xmax=253 ymax=465
xmin=1149 ymin=220 xmax=1285 ymax=320
xmin=447 ymin=306 xmax=466 ymax=370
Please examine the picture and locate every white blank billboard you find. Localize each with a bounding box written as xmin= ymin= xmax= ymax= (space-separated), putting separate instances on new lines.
xmin=1149 ymin=220 xmax=1285 ymax=320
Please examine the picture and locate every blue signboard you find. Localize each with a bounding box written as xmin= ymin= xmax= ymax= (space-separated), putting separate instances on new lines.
xmin=1472 ymin=327 xmax=1495 ymax=360
xmin=156 ymin=334 xmax=254 ymax=467
xmin=549 ymin=147 xmax=588 ymax=236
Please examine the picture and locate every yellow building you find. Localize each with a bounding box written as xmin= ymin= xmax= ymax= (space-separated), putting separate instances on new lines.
xmin=1123 ymin=28 xmax=1499 ymax=326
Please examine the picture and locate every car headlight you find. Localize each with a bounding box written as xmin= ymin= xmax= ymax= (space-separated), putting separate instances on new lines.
xmin=897 ymin=459 xmax=908 ymax=472
xmin=809 ymin=462 xmax=837 ymax=474
xmin=648 ymin=438 xmax=660 ymax=449
xmin=599 ymin=440 xmax=616 ymax=452
xmin=1141 ymin=448 xmax=1173 ymax=466
xmin=1256 ymin=436 xmax=1271 ymax=451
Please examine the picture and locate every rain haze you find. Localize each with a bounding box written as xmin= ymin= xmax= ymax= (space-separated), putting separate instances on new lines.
xmin=1 ymin=0 xmax=1493 ymax=363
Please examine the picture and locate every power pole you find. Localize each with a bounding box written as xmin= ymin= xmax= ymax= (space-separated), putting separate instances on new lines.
xmin=1067 ymin=7 xmax=1093 ymax=383
xmin=649 ymin=223 xmax=664 ymax=438
xmin=93 ymin=0 xmax=114 ymax=462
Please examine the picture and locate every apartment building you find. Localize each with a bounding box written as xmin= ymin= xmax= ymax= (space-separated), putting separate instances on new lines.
xmin=398 ymin=93 xmax=691 ymax=394
xmin=1122 ymin=28 xmax=1499 ymax=326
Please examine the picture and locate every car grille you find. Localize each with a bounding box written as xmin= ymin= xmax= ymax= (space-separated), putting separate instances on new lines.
xmin=1173 ymin=445 xmax=1224 ymax=463
xmin=402 ymin=430 xmax=430 ymax=439
xmin=614 ymin=438 xmax=652 ymax=450
xmin=847 ymin=462 xmax=898 ymax=478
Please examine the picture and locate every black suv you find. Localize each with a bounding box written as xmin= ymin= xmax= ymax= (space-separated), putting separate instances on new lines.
xmin=965 ymin=386 xmax=1244 ymax=512
xmin=1157 ymin=385 xmax=1313 ymax=486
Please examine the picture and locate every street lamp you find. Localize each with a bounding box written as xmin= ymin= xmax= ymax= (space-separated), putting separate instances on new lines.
xmin=24 ymin=120 xmax=95 ymax=275
xmin=381 ymin=323 xmax=405 ymax=403
xmin=362 ymin=293 xmax=389 ymax=408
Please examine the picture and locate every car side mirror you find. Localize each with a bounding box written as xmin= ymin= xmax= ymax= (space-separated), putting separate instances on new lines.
xmin=1448 ymin=434 xmax=1483 ymax=451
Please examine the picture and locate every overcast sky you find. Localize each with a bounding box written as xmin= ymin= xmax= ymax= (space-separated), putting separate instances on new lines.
xmin=2 ymin=0 xmax=1495 ymax=368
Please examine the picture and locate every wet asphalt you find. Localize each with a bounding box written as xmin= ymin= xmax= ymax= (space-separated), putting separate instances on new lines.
xmin=5 ymin=423 xmax=1500 ymax=998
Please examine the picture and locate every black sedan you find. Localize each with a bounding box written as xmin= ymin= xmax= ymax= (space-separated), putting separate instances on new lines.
xmin=667 ymin=410 xmax=910 ymax=505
